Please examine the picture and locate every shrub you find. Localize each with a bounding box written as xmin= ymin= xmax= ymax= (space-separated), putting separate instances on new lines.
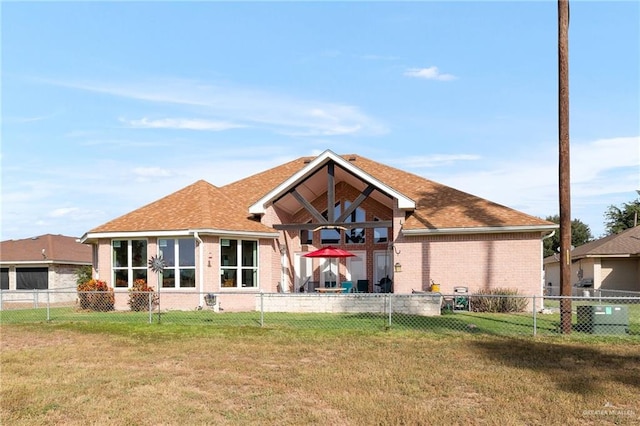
xmin=77 ymin=279 xmax=115 ymax=311
xmin=470 ymin=288 xmax=528 ymax=313
xmin=128 ymin=279 xmax=159 ymax=312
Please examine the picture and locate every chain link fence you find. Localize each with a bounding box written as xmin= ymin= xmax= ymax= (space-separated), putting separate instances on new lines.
xmin=1 ymin=289 xmax=638 ymax=337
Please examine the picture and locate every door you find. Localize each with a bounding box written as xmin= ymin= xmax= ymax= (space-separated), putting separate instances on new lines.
xmin=373 ymin=250 xmax=390 ymax=292
xmin=295 ymin=253 xmax=312 ymax=292
xmin=321 ymin=258 xmax=337 ymax=287
xmin=346 ymin=251 xmax=366 ymax=283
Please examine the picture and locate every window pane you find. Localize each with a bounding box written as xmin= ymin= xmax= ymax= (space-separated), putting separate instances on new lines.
xmin=133 ymin=269 xmax=147 ymax=283
xmin=179 ymin=239 xmax=195 ymax=266
xmin=159 ymin=239 xmax=175 ymax=267
xmin=346 ymin=228 xmax=365 ymax=244
xmin=242 ymin=269 xmax=257 ymax=288
xmin=113 ymin=240 xmax=128 ymax=267
xmin=180 ymin=269 xmax=196 ymax=288
xmin=321 ymin=229 xmax=340 ymax=244
xmin=221 ymin=239 xmax=237 ymax=266
xmin=131 ymin=240 xmax=147 ymax=267
xmin=241 ymin=241 xmax=257 ymax=267
xmin=114 ymin=270 xmax=129 ymax=288
xmin=162 ymin=269 xmax=176 ymax=288
xmin=300 ymin=229 xmax=312 ymax=245
xmin=221 ymin=269 xmax=236 ymax=287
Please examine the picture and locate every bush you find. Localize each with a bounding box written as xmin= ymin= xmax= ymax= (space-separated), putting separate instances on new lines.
xmin=77 ymin=279 xmax=115 ymax=311
xmin=128 ymin=279 xmax=159 ymax=312
xmin=470 ymin=288 xmax=528 ymax=313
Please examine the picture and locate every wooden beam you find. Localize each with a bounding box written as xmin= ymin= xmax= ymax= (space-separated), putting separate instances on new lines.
xmin=273 ymin=220 xmax=391 ymax=231
xmin=327 ymin=162 xmax=335 ymax=222
xmin=290 ymin=189 xmax=327 ymax=224
xmin=337 ymin=185 xmax=375 ymax=223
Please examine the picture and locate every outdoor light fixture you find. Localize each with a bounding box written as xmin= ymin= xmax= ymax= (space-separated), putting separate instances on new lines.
xmin=394 ymin=262 xmax=402 ymax=273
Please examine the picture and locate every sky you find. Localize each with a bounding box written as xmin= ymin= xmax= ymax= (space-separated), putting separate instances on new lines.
xmin=1 ymin=1 xmax=639 ymax=242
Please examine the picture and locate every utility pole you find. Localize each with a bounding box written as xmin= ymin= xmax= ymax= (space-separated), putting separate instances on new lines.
xmin=558 ymin=0 xmax=572 ymax=334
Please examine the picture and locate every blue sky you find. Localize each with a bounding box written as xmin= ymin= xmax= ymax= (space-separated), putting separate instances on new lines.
xmin=2 ymin=1 xmax=639 ymax=241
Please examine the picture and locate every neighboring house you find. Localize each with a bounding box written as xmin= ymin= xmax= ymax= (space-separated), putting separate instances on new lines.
xmin=0 ymin=234 xmax=92 ymax=303
xmin=81 ymin=150 xmax=557 ymax=311
xmin=544 ymin=226 xmax=640 ymax=295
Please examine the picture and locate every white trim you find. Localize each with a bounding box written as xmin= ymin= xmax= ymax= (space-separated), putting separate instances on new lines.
xmin=82 ymin=228 xmax=279 ymax=243
xmin=248 ymin=149 xmax=415 ymax=215
xmin=0 ymin=261 xmax=90 ymax=266
xmin=401 ymin=225 xmax=559 ymax=236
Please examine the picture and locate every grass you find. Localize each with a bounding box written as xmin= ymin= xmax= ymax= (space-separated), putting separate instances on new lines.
xmin=1 ymin=323 xmax=639 ymax=425
xmin=1 ymin=303 xmax=639 ymax=337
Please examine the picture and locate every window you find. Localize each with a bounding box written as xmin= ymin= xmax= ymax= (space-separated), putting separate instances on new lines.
xmin=300 ymin=221 xmax=313 ymax=245
xmin=321 ymin=203 xmax=341 ymax=244
xmin=221 ymin=239 xmax=258 ymax=288
xmin=1 ymin=268 xmax=8 ymax=290
xmin=16 ymin=267 xmax=48 ymax=290
xmin=112 ymin=240 xmax=148 ymax=288
xmin=344 ymin=201 xmax=365 ymax=244
xmin=159 ymin=239 xmax=196 ymax=288
xmin=374 ymin=217 xmax=388 ymax=243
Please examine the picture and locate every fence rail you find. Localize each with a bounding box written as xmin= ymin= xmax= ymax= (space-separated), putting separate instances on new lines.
xmin=1 ymin=290 xmax=638 ymax=337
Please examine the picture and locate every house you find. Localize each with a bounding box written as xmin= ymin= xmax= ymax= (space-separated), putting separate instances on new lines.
xmin=0 ymin=234 xmax=92 ymax=303
xmin=81 ymin=150 xmax=557 ymax=311
xmin=544 ymin=225 xmax=640 ymax=295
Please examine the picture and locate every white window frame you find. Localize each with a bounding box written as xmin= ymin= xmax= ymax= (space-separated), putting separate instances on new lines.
xmin=112 ymin=239 xmax=148 ymax=289
xmin=158 ymin=238 xmax=196 ymax=289
xmin=220 ymin=238 xmax=259 ymax=289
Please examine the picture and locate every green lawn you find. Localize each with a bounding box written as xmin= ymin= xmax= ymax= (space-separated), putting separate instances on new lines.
xmin=1 ymin=303 xmax=638 ymax=338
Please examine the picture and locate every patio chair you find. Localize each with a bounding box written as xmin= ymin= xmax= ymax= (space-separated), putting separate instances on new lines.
xmin=356 ymin=279 xmax=369 ymax=293
xmin=340 ymin=281 xmax=353 ymax=293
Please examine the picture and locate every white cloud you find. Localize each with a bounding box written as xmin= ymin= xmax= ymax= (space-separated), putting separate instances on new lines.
xmin=124 ymin=117 xmax=245 ymax=131
xmin=407 ymin=136 xmax=640 ymax=238
xmin=48 ymin=207 xmax=80 ymax=218
xmin=404 ymin=66 xmax=457 ymax=81
xmin=132 ymin=167 xmax=172 ymax=178
xmin=47 ymin=78 xmax=387 ymax=137
xmin=393 ymin=154 xmax=481 ymax=168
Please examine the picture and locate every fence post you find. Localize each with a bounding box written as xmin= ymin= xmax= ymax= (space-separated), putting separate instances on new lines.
xmin=46 ymin=290 xmax=51 ymax=321
xmin=532 ymin=295 xmax=537 ymax=337
xmin=148 ymin=291 xmax=153 ymax=324
xmin=260 ymin=291 xmax=264 ymax=327
xmin=387 ymin=294 xmax=392 ymax=328
xmin=34 ymin=289 xmax=38 ymax=309
xmin=0 ymin=290 xmax=3 ymax=311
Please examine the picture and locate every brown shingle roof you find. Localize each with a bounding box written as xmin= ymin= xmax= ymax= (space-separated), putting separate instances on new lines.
xmin=88 ymin=180 xmax=274 ymax=234
xmin=224 ymin=153 xmax=553 ymax=230
xmin=87 ymin=152 xmax=554 ymax=236
xmin=0 ymin=234 xmax=92 ymax=264
xmin=570 ymin=226 xmax=640 ymax=258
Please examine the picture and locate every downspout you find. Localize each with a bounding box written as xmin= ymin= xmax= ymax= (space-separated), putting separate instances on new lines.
xmin=540 ymin=230 xmax=556 ymax=305
xmin=193 ymin=231 xmax=204 ymax=308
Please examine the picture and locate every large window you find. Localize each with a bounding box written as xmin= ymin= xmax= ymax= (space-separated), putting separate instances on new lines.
xmin=344 ymin=201 xmax=365 ymax=244
xmin=221 ymin=239 xmax=258 ymax=288
xmin=159 ymin=239 xmax=196 ymax=288
xmin=1 ymin=268 xmax=8 ymax=290
xmin=16 ymin=267 xmax=48 ymax=290
xmin=112 ymin=240 xmax=148 ymax=288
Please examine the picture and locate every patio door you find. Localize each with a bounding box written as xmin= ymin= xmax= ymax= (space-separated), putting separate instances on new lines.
xmin=320 ymin=259 xmax=337 ymax=287
xmin=295 ymin=253 xmax=312 ymax=292
xmin=373 ymin=250 xmax=390 ymax=292
xmin=346 ymin=251 xmax=366 ymax=283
